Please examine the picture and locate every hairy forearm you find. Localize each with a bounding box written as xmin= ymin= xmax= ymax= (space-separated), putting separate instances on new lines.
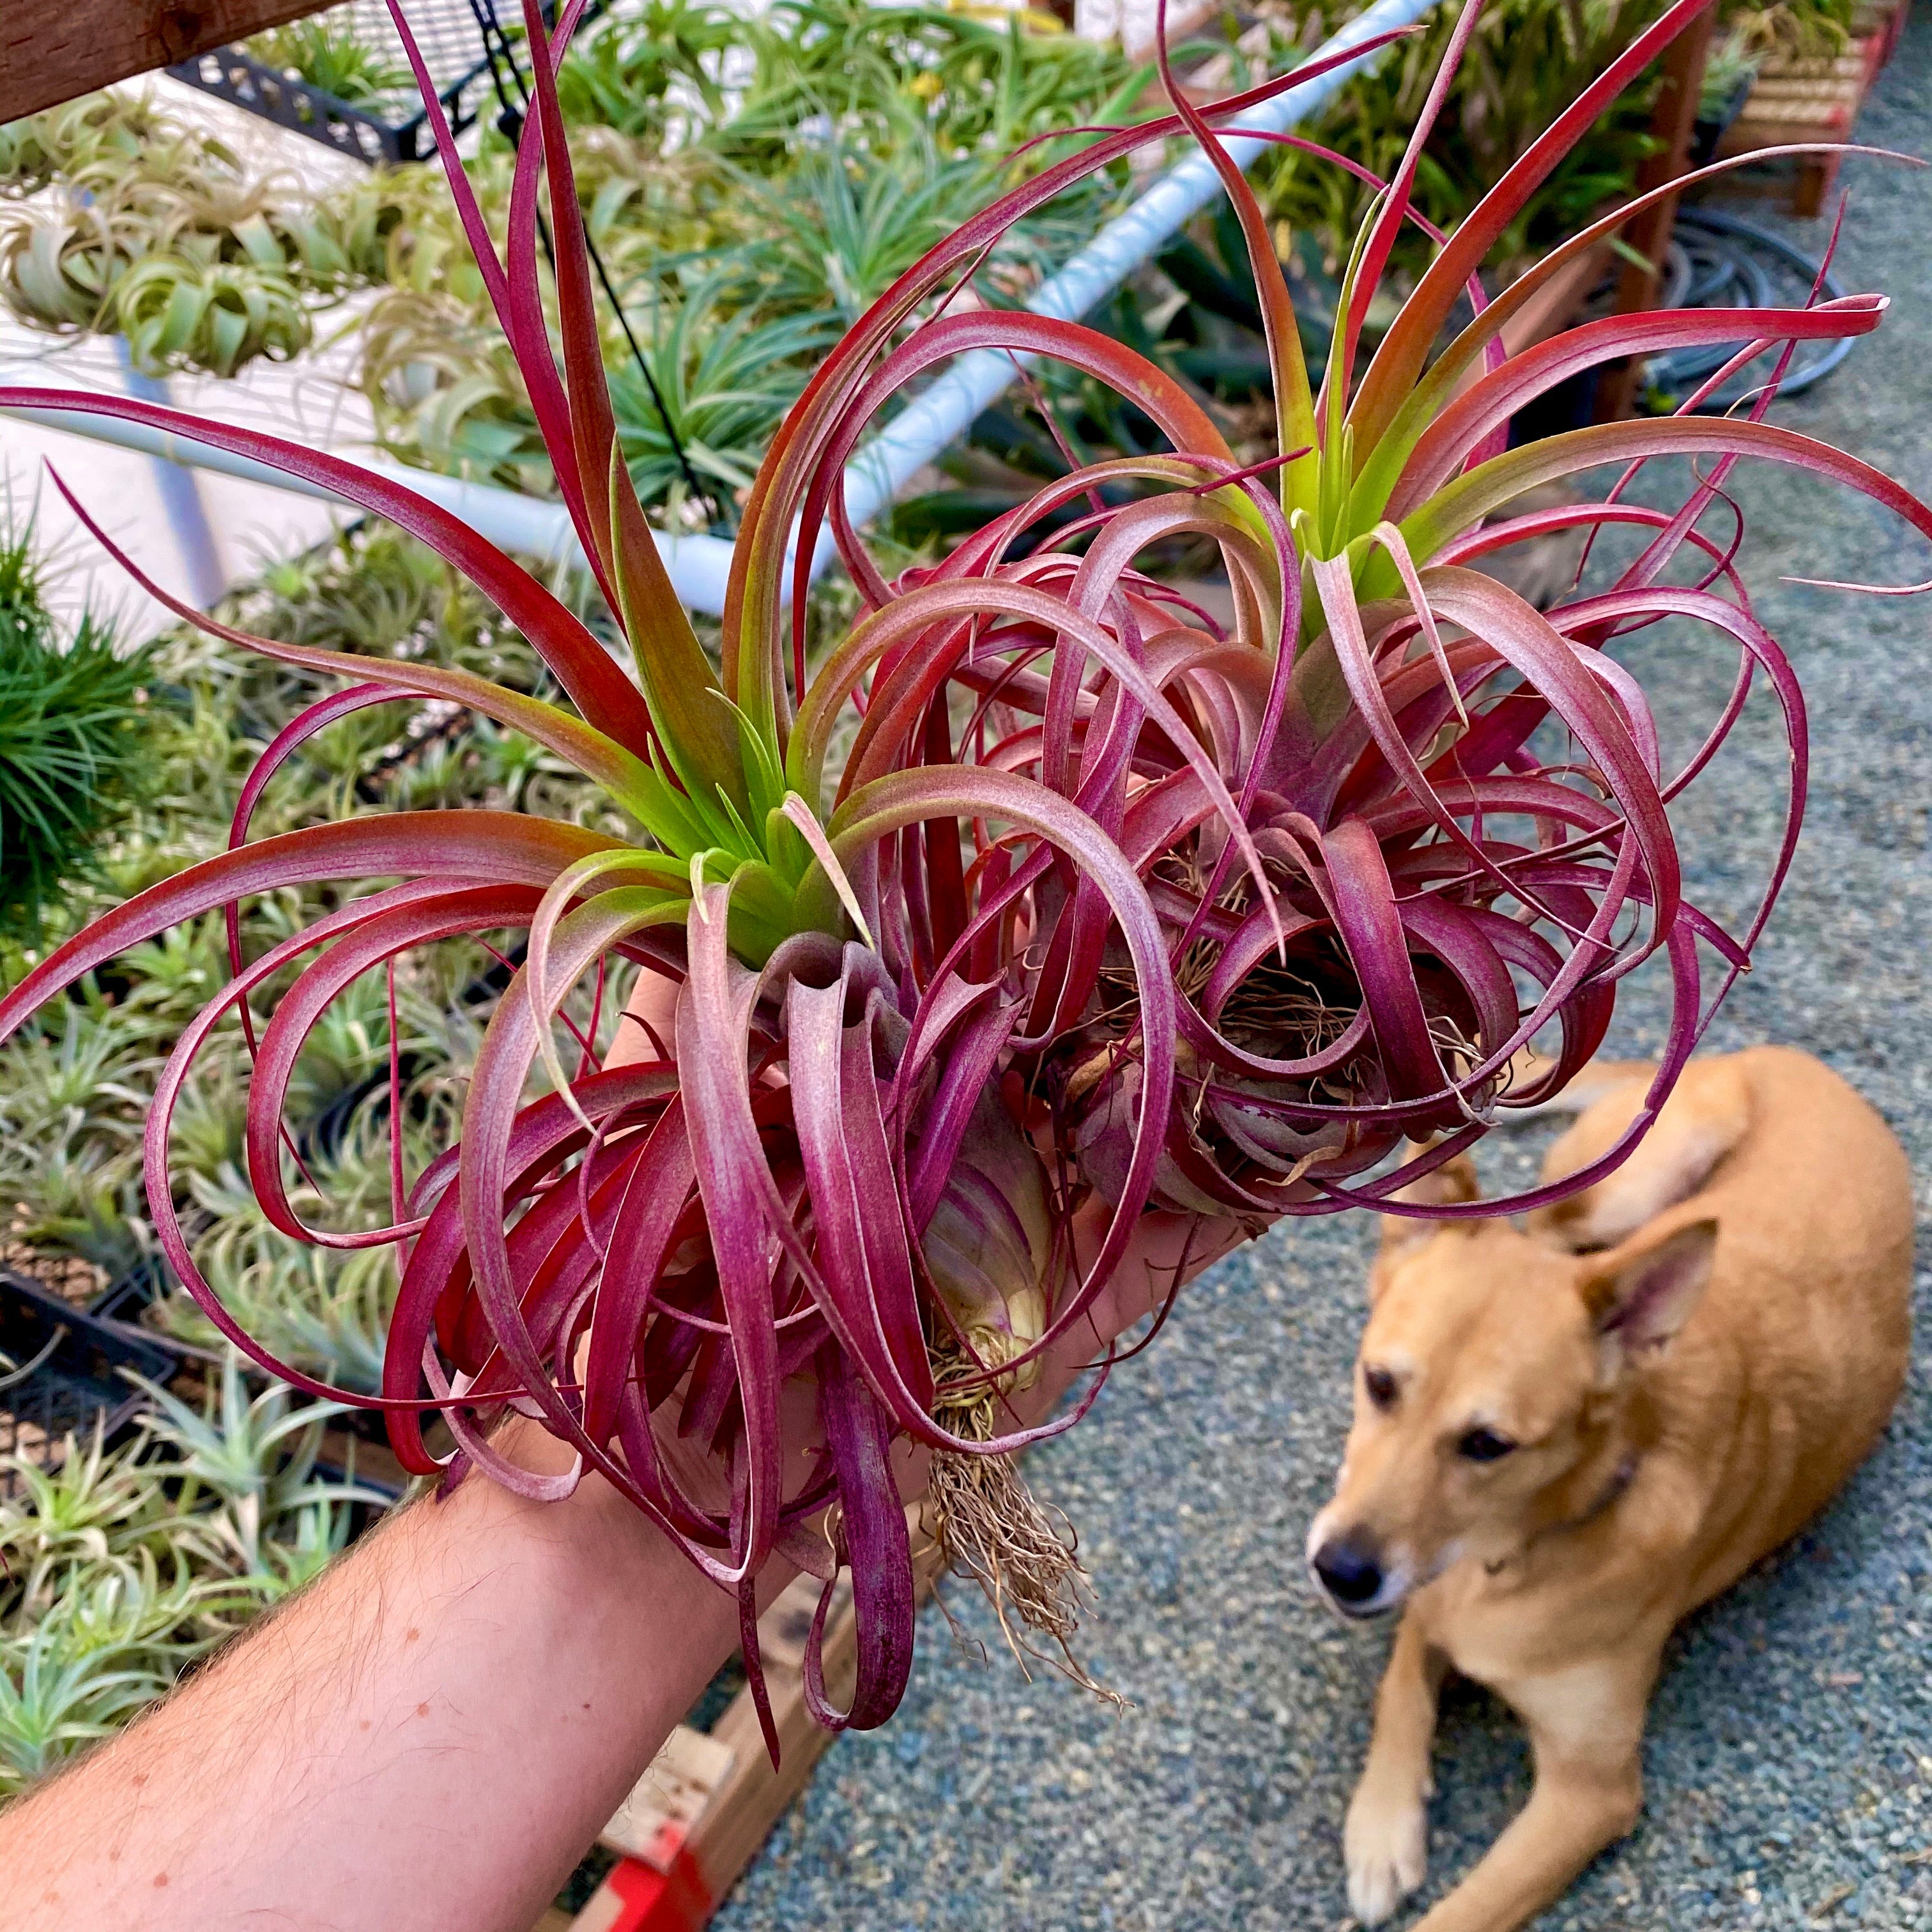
xmin=0 ymin=1434 xmax=760 ymax=1932
xmin=0 ymin=1205 xmax=1234 ymax=1931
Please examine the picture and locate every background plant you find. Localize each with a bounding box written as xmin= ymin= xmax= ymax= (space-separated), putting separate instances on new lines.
xmin=245 ymin=13 xmax=415 ymax=105
xmin=0 ymin=509 xmax=162 ymax=944
xmin=0 ymin=91 xmax=406 ymax=376
xmin=0 ymin=1372 xmax=383 ymax=1803
xmin=1257 ymin=0 xmax=1669 ymax=276
xmin=0 ymin=524 xmax=611 ymax=1370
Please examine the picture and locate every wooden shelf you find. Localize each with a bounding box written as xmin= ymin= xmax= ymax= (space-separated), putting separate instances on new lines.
xmin=1 ymin=1 xmax=337 ymax=123
xmin=1714 ymin=0 xmax=1908 ymax=217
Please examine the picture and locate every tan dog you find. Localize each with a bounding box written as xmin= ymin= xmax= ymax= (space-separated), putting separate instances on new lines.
xmin=1307 ymin=1046 xmax=1913 ymax=1931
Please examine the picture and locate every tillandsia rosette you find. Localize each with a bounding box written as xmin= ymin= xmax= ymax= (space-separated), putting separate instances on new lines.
xmin=2 ymin=0 xmax=1929 ymax=1749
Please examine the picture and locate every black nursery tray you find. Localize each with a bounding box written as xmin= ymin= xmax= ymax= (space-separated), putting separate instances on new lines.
xmin=166 ymin=0 xmax=602 ymax=168
xmin=0 ymin=1265 xmax=183 ymax=1494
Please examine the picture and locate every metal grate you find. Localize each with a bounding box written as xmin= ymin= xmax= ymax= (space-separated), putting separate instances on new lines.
xmin=164 ymin=1 xmax=511 ymax=167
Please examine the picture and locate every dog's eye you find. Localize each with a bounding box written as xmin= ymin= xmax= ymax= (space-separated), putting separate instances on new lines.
xmin=1457 ymin=1425 xmax=1517 ymax=1463
xmin=1363 ymin=1365 xmax=1399 ymax=1411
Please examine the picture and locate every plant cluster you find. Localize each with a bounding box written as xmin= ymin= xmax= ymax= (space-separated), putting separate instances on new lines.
xmin=3 ymin=0 xmax=1926 ymax=1754
xmin=0 ymin=1360 xmax=383 ymax=1803
xmin=0 ymin=90 xmax=406 ymax=378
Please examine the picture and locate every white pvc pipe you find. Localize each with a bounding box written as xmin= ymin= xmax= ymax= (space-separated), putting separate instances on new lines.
xmin=0 ymin=397 xmax=742 ymax=608
xmin=113 ymin=344 xmax=227 ymax=610
xmin=1 ymin=0 xmax=1434 ymax=617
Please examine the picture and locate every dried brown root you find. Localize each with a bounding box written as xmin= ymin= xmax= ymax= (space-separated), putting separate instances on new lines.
xmin=923 ymin=1358 xmax=1126 ymax=1710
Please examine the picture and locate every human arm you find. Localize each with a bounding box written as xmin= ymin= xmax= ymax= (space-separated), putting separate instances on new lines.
xmin=0 ymin=1202 xmax=1238 ymax=1932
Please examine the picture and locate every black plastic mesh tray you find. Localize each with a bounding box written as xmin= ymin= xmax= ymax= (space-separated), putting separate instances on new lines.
xmin=0 ymin=1266 xmax=183 ymax=1495
xmin=166 ymin=0 xmax=501 ymax=166
xmin=165 ymin=1 xmax=596 ymax=168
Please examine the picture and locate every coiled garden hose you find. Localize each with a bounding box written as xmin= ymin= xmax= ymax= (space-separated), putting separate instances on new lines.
xmin=1641 ymin=204 xmax=1854 ymax=413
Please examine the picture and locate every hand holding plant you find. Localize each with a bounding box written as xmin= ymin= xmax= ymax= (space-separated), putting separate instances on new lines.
xmin=2 ymin=0 xmax=1927 ymax=1756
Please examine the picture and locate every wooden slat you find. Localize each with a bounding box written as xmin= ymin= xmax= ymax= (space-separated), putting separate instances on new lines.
xmin=572 ymin=1512 xmax=946 ymax=1928
xmin=1 ymin=0 xmax=336 ymax=122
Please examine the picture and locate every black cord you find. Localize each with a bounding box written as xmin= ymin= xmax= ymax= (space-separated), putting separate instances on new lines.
xmin=1642 ymin=207 xmax=1854 ymax=412
xmin=466 ymin=0 xmax=719 ymax=525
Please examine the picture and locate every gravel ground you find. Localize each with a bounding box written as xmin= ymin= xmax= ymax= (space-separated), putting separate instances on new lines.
xmin=715 ymin=22 xmax=1932 ymax=1929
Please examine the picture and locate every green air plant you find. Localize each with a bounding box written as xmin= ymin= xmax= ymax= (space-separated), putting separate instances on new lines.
xmin=553 ymin=0 xmax=739 ymax=139
xmin=247 ymin=11 xmax=414 ymax=105
xmin=0 ymin=515 xmax=160 ymax=942
xmin=742 ymin=142 xmax=996 ymax=326
xmin=0 ymin=1392 xmax=381 ymax=1802
xmin=0 ymin=1609 xmax=172 ymax=1797
xmin=0 ymin=94 xmax=402 ymax=377
xmin=608 ymin=280 xmax=841 ymax=517
xmin=130 ymin=1351 xmax=388 ymax=1573
xmin=0 ymin=93 xmax=170 ymax=201
xmin=3 ymin=0 xmax=1928 ymax=1756
xmin=717 ymin=0 xmax=1151 ymax=166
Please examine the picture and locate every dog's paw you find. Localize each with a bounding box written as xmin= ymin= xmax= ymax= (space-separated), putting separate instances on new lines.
xmin=1344 ymin=1784 xmax=1427 ymax=1927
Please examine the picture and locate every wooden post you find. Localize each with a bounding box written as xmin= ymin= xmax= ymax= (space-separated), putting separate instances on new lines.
xmin=1592 ymin=7 xmax=1715 ymax=422
xmin=1 ymin=0 xmax=335 ymax=122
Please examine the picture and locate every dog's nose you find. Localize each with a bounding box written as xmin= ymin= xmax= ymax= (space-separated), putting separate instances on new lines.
xmin=1313 ymin=1533 xmax=1385 ymax=1611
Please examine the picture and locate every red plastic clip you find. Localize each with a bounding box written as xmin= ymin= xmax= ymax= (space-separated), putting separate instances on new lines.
xmin=571 ymin=1850 xmax=712 ymax=1932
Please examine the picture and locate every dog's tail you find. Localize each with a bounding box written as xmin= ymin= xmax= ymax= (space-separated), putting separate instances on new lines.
xmin=1501 ymin=1052 xmax=1660 ymax=1124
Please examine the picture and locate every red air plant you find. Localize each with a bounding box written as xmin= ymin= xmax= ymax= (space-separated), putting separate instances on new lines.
xmin=1 ymin=0 xmax=1928 ymax=1745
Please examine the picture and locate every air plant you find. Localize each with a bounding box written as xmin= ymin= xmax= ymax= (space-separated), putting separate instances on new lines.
xmin=246 ymin=12 xmax=415 ymax=105
xmin=0 ymin=516 xmax=161 ymax=942
xmin=553 ymin=0 xmax=739 ymax=139
xmin=1 ymin=1400 xmax=381 ymax=1801
xmin=717 ymin=0 xmax=1151 ymax=167
xmin=2 ymin=0 xmax=1928 ymax=1755
xmin=131 ymin=1351 xmax=387 ymax=1574
xmin=744 ymin=142 xmax=995 ymax=326
xmin=0 ymin=1609 xmax=173 ymax=1797
xmin=606 ymin=279 xmax=841 ymax=518
xmin=0 ymin=93 xmax=169 ymax=201
xmin=0 ymin=96 xmax=398 ymax=376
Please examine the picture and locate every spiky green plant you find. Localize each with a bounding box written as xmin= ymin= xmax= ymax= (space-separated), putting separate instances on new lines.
xmin=740 ymin=142 xmax=997 ymax=326
xmin=0 ymin=516 xmax=160 ymax=942
xmin=247 ymin=12 xmax=414 ymax=105
xmin=0 ymin=1612 xmax=172 ymax=1797
xmin=0 ymin=1390 xmax=385 ymax=1802
xmin=131 ymin=1351 xmax=386 ymax=1572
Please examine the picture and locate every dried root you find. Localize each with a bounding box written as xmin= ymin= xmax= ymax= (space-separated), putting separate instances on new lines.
xmin=923 ymin=1353 xmax=1125 ymax=1709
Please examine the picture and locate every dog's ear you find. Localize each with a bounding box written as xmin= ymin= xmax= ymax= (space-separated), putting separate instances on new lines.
xmin=1371 ymin=1144 xmax=1480 ymax=1299
xmin=1578 ymin=1217 xmax=1718 ymax=1369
